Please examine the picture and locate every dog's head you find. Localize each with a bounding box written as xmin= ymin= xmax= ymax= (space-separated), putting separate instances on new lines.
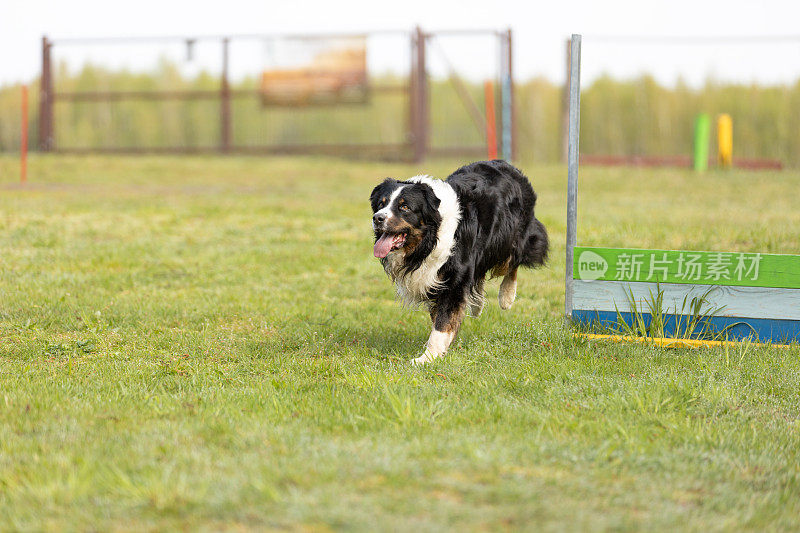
xmin=369 ymin=178 xmax=442 ymax=264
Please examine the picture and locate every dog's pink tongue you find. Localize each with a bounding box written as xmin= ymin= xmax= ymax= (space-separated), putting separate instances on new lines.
xmin=374 ymin=234 xmax=395 ymax=258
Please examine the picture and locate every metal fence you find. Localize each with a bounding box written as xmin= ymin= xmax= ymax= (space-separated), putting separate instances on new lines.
xmin=38 ymin=28 xmax=515 ymax=162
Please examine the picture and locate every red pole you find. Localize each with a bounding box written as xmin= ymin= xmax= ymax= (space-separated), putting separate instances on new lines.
xmin=484 ymin=80 xmax=497 ymax=160
xmin=21 ymin=85 xmax=28 ymax=184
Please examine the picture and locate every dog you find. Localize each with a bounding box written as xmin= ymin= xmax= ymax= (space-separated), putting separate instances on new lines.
xmin=370 ymin=160 xmax=548 ymax=364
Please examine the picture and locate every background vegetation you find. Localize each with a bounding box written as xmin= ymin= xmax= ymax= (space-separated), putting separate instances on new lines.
xmin=1 ymin=63 xmax=799 ymax=164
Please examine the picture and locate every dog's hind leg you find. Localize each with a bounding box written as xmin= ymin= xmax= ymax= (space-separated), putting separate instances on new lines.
xmin=412 ymin=298 xmax=466 ymax=365
xmin=498 ymin=267 xmax=518 ymax=310
xmin=468 ymin=278 xmax=485 ymax=317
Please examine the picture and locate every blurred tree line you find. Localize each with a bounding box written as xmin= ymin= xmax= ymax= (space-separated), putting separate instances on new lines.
xmin=1 ymin=61 xmax=799 ymax=165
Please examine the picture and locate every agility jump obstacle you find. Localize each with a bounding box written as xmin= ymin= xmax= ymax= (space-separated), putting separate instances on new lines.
xmin=564 ymin=34 xmax=800 ymax=345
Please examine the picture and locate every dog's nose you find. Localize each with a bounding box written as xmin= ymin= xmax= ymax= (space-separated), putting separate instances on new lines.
xmin=373 ymin=213 xmax=386 ymax=225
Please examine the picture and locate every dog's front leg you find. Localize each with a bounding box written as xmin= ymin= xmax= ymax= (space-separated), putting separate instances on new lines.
xmin=412 ymin=299 xmax=466 ymax=365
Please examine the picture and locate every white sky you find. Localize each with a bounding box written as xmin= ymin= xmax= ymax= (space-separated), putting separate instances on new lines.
xmin=2 ymin=0 xmax=800 ymax=87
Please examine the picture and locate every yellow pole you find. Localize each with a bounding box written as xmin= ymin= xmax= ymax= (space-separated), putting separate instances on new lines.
xmin=717 ymin=113 xmax=733 ymax=168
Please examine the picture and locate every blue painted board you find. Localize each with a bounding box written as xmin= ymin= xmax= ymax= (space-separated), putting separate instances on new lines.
xmin=572 ymin=310 xmax=800 ymax=344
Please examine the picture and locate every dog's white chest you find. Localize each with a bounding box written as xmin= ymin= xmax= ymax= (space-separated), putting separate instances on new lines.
xmin=384 ymin=253 xmax=442 ymax=306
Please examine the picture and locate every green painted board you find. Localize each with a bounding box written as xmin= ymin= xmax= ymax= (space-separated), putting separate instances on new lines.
xmin=574 ymin=247 xmax=800 ymax=289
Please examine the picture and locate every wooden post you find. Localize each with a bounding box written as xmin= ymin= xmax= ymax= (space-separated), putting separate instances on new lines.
xmin=38 ymin=36 xmax=54 ymax=152
xmin=484 ymin=81 xmax=498 ymax=160
xmin=408 ymin=31 xmax=417 ymax=160
xmin=220 ymin=37 xmax=231 ymax=153
xmin=565 ymin=34 xmax=582 ymax=320
xmin=21 ymin=85 xmax=29 ymax=184
xmin=412 ymin=27 xmax=428 ymax=163
xmin=561 ymin=38 xmax=571 ymax=164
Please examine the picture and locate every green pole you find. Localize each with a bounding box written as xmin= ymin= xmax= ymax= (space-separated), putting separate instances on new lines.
xmin=694 ymin=113 xmax=710 ymax=172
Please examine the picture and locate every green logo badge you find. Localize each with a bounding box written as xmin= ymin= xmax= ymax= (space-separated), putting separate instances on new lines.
xmin=578 ymin=250 xmax=608 ymax=281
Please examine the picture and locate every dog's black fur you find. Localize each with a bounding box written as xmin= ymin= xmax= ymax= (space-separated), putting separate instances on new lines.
xmin=440 ymin=160 xmax=548 ymax=301
xmin=370 ymin=160 xmax=548 ymax=362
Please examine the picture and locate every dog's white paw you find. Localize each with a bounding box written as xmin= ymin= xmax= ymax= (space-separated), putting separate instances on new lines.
xmin=498 ymin=279 xmax=517 ymax=310
xmin=411 ymin=348 xmax=442 ymax=366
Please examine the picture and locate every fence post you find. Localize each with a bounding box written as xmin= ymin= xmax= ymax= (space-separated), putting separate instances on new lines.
xmin=565 ymin=34 xmax=582 ymax=320
xmin=412 ymin=26 xmax=428 ymax=163
xmin=39 ymin=36 xmax=54 ymax=152
xmin=220 ymin=37 xmax=232 ymax=153
xmin=21 ymin=85 xmax=29 ymax=183
xmin=408 ymin=32 xmax=417 ymax=160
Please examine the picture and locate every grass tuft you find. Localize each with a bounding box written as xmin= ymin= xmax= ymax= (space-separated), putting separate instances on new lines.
xmin=607 ymin=283 xmax=736 ymax=341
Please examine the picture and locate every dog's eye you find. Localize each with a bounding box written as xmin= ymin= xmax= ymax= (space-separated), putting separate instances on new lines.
xmin=400 ymin=205 xmax=410 ymax=212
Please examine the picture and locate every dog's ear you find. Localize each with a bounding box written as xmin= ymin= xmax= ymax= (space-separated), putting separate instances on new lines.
xmin=401 ymin=186 xmax=442 ymax=275
xmin=423 ymin=186 xmax=441 ymax=213
xmin=370 ymin=178 xmax=397 ymax=211
xmin=418 ymin=184 xmax=441 ymax=225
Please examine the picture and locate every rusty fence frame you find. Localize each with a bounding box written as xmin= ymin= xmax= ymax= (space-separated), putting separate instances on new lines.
xmin=38 ymin=28 xmax=515 ymax=162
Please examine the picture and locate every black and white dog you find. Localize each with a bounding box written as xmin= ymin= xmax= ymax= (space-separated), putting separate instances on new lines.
xmin=370 ymin=160 xmax=548 ymax=364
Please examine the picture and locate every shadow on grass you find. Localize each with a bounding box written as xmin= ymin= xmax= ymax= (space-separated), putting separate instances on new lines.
xmin=242 ymin=306 xmax=561 ymax=365
xmin=245 ymin=319 xmax=427 ymax=362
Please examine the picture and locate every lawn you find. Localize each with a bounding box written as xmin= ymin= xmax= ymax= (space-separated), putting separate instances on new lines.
xmin=1 ymin=154 xmax=799 ymax=531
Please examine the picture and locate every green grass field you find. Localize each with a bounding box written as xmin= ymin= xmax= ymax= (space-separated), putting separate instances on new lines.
xmin=1 ymin=155 xmax=799 ymax=531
